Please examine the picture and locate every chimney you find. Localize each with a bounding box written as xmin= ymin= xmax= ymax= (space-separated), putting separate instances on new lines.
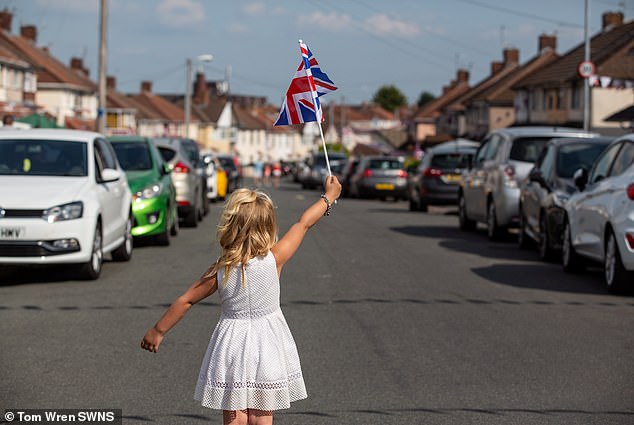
xmin=456 ymin=69 xmax=469 ymax=83
xmin=20 ymin=25 xmax=37 ymax=43
xmin=0 ymin=9 xmax=12 ymax=32
xmin=503 ymin=48 xmax=519 ymax=66
xmin=106 ymin=76 xmax=116 ymax=90
xmin=538 ymin=34 xmax=557 ymax=53
xmin=442 ymin=85 xmax=449 ymax=95
xmin=491 ymin=61 xmax=504 ymax=75
xmin=602 ymin=11 xmax=624 ymax=30
xmin=141 ymin=81 xmax=152 ymax=93
xmin=70 ymin=57 xmax=89 ymax=77
xmin=193 ymin=72 xmax=209 ymax=105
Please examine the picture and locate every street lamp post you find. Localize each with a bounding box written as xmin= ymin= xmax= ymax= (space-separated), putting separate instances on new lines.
xmin=184 ymin=54 xmax=213 ymax=138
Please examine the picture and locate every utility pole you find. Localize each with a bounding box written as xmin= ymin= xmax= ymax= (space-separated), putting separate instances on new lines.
xmin=583 ymin=0 xmax=590 ymax=131
xmin=184 ymin=58 xmax=192 ymax=138
xmin=97 ymin=0 xmax=107 ymax=134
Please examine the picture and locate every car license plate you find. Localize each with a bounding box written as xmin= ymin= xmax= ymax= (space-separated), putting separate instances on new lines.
xmin=0 ymin=226 xmax=26 ymax=239
xmin=375 ymin=183 xmax=395 ymax=190
xmin=441 ymin=174 xmax=462 ymax=183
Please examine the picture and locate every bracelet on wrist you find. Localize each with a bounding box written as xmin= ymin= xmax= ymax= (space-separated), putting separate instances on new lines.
xmin=320 ymin=194 xmax=333 ymax=216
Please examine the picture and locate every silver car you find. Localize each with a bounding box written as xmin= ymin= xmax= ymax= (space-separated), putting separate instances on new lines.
xmin=563 ymin=134 xmax=634 ymax=293
xmin=458 ymin=127 xmax=598 ymax=240
xmin=154 ymin=138 xmax=206 ymax=228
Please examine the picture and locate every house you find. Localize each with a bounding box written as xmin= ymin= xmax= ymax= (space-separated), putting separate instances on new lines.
xmin=439 ymin=48 xmax=520 ymax=139
xmin=0 ymin=10 xmax=97 ymax=128
xmin=0 ymin=42 xmax=36 ymax=118
xmin=408 ymin=69 xmax=471 ymax=148
xmin=104 ymin=76 xmax=137 ymax=135
xmin=513 ymin=12 xmax=634 ymax=135
xmin=464 ymin=34 xmax=560 ymax=139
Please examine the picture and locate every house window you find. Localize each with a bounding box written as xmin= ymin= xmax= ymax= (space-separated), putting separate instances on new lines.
xmin=541 ymin=89 xmax=548 ymax=110
xmin=571 ymin=82 xmax=581 ymax=109
xmin=556 ymin=88 xmax=565 ymax=110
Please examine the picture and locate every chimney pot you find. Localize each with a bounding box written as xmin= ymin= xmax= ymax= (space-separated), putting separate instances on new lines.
xmin=0 ymin=9 xmax=12 ymax=32
xmin=457 ymin=69 xmax=469 ymax=83
xmin=106 ymin=76 xmax=116 ymax=90
xmin=602 ymin=11 xmax=624 ymax=30
xmin=20 ymin=25 xmax=37 ymax=43
xmin=503 ymin=48 xmax=519 ymax=65
xmin=538 ymin=34 xmax=557 ymax=53
xmin=141 ymin=81 xmax=152 ymax=93
xmin=491 ymin=61 xmax=504 ymax=75
xmin=193 ymin=72 xmax=209 ymax=105
xmin=70 ymin=57 xmax=83 ymax=70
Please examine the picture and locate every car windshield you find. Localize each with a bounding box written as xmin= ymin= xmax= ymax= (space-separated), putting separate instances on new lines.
xmin=431 ymin=152 xmax=474 ymax=169
xmin=557 ymin=143 xmax=608 ymax=178
xmin=0 ymin=139 xmax=87 ymax=176
xmin=509 ymin=137 xmax=552 ymax=163
xmin=368 ymin=159 xmax=403 ymax=170
xmin=111 ymin=142 xmax=152 ymax=171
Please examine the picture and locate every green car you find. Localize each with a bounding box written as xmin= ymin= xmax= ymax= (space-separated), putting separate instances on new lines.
xmin=108 ymin=136 xmax=178 ymax=245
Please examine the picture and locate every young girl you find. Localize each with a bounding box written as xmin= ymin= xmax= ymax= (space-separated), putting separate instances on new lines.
xmin=141 ymin=176 xmax=342 ymax=425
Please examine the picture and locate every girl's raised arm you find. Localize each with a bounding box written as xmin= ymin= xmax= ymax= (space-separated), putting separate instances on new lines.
xmin=141 ymin=264 xmax=218 ymax=353
xmin=272 ymin=176 xmax=341 ymax=274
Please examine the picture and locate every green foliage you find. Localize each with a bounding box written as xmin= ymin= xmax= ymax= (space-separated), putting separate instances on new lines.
xmin=372 ymin=85 xmax=407 ymax=112
xmin=404 ymin=156 xmax=420 ymax=171
xmin=417 ymin=91 xmax=436 ymax=107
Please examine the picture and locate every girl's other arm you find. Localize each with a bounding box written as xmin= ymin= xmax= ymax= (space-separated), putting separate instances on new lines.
xmin=141 ymin=264 xmax=218 ymax=353
xmin=272 ymin=176 xmax=341 ymax=274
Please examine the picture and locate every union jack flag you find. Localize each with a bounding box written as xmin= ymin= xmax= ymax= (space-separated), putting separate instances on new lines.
xmin=274 ymin=41 xmax=338 ymax=126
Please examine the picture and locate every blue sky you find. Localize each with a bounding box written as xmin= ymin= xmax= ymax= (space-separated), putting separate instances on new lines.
xmin=5 ymin=0 xmax=632 ymax=105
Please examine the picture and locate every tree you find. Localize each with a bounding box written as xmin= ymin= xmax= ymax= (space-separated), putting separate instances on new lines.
xmin=372 ymin=85 xmax=407 ymax=112
xmin=417 ymin=91 xmax=436 ymax=107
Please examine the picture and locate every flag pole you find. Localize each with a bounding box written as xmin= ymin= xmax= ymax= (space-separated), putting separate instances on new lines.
xmin=299 ymin=39 xmax=332 ymax=177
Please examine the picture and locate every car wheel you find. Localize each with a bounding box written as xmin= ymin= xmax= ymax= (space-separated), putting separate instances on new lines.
xmin=517 ymin=208 xmax=532 ymax=249
xmin=78 ymin=221 xmax=103 ymax=280
xmin=458 ymin=193 xmax=476 ymax=231
xmin=604 ymin=229 xmax=631 ymax=293
xmin=562 ymin=219 xmax=584 ymax=273
xmin=156 ymin=210 xmax=171 ymax=246
xmin=112 ymin=214 xmax=133 ymax=261
xmin=487 ymin=201 xmax=505 ymax=241
xmin=196 ymin=193 xmax=204 ymax=222
xmin=538 ymin=214 xmax=555 ymax=261
xmin=170 ymin=207 xmax=179 ymax=236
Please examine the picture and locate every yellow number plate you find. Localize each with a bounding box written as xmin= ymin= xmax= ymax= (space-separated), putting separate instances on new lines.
xmin=375 ymin=183 xmax=395 ymax=190
xmin=442 ymin=174 xmax=462 ymax=183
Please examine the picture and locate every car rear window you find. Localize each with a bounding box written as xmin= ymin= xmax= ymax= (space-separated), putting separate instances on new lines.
xmin=431 ymin=153 xmax=473 ymax=169
xmin=509 ymin=137 xmax=551 ymax=163
xmin=157 ymin=146 xmax=176 ymax=163
xmin=111 ymin=142 xmax=153 ymax=171
xmin=368 ymin=159 xmax=403 ymax=170
xmin=557 ymin=143 xmax=609 ymax=178
xmin=0 ymin=139 xmax=87 ymax=176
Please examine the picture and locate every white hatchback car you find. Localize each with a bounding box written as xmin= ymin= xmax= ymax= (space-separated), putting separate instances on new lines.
xmin=563 ymin=134 xmax=634 ymax=292
xmin=0 ymin=129 xmax=133 ymax=279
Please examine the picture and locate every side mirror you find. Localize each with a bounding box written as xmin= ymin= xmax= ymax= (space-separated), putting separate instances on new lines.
xmin=573 ymin=168 xmax=588 ymax=191
xmin=101 ymin=168 xmax=121 ymax=182
xmin=529 ymin=168 xmax=548 ymax=189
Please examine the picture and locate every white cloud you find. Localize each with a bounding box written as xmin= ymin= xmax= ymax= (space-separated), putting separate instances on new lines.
xmin=227 ymin=23 xmax=248 ymax=34
xmin=156 ymin=0 xmax=205 ymax=28
xmin=243 ymin=1 xmax=265 ymax=16
xmin=298 ymin=12 xmax=352 ymax=33
xmin=364 ymin=14 xmax=420 ymax=38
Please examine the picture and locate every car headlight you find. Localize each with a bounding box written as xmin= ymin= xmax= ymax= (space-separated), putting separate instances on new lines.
xmin=134 ymin=183 xmax=162 ymax=201
xmin=42 ymin=201 xmax=83 ymax=223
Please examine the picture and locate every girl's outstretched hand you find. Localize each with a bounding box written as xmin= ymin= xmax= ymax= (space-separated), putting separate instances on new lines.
xmin=325 ymin=175 xmax=342 ymax=201
xmin=141 ymin=327 xmax=164 ymax=353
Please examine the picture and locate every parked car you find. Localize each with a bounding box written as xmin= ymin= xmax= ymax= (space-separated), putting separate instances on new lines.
xmin=201 ymin=152 xmax=228 ymax=202
xmin=299 ymin=152 xmax=347 ymax=189
xmin=518 ymin=137 xmax=613 ymax=260
xmin=336 ymin=157 xmax=360 ymax=197
xmin=217 ymin=154 xmax=241 ymax=192
xmin=109 ymin=136 xmax=179 ymax=246
xmin=458 ymin=127 xmax=598 ymax=240
xmin=0 ymin=129 xmax=133 ymax=279
xmin=562 ymin=134 xmax=634 ymax=292
xmin=408 ymin=139 xmax=479 ymax=212
xmin=349 ymin=156 xmax=408 ymax=200
xmin=154 ymin=137 xmax=206 ymax=227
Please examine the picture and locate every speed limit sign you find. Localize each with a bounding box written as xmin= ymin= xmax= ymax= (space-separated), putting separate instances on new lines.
xmin=578 ymin=61 xmax=595 ymax=78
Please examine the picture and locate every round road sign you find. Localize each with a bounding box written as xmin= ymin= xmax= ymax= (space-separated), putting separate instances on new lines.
xmin=578 ymin=61 xmax=595 ymax=78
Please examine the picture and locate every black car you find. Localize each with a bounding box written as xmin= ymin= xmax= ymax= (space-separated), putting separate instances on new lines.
xmin=336 ymin=157 xmax=360 ymax=197
xmin=408 ymin=139 xmax=479 ymax=212
xmin=349 ymin=156 xmax=408 ymax=200
xmin=299 ymin=152 xmax=347 ymax=189
xmin=217 ymin=154 xmax=241 ymax=192
xmin=518 ymin=136 xmax=613 ymax=260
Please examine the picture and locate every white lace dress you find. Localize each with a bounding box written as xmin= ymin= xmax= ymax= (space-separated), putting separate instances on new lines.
xmin=194 ymin=251 xmax=307 ymax=411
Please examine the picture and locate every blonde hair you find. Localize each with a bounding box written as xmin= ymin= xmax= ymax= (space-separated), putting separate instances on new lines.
xmin=208 ymin=188 xmax=277 ymax=285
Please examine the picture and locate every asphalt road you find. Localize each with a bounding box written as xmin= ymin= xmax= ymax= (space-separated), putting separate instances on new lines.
xmin=1 ymin=179 xmax=633 ymax=425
